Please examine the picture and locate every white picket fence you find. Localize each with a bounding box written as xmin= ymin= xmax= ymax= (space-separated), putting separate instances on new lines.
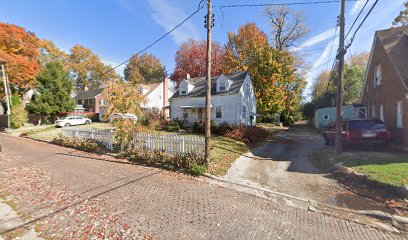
xmin=130 ymin=132 xmax=205 ymax=157
xmin=61 ymin=128 xmax=205 ymax=157
xmin=62 ymin=128 xmax=116 ymax=150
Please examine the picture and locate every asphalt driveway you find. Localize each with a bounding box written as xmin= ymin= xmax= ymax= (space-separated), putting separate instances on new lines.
xmin=0 ymin=133 xmax=406 ymax=239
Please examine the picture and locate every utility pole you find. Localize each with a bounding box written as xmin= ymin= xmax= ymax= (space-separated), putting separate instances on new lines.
xmin=1 ymin=64 xmax=11 ymax=129
xmin=335 ymin=0 xmax=346 ymax=155
xmin=204 ymin=0 xmax=213 ymax=170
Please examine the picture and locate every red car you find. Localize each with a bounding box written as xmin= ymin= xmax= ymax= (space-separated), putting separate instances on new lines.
xmin=323 ymin=118 xmax=391 ymax=147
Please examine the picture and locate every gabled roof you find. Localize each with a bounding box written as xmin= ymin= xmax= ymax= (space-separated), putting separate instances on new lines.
xmin=141 ymin=82 xmax=162 ymax=96
xmin=170 ymin=71 xmax=249 ymax=99
xmin=73 ymin=88 xmax=103 ymax=100
xmin=376 ymin=26 xmax=408 ymax=89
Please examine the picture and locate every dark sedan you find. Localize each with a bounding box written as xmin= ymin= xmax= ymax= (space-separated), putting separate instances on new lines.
xmin=323 ymin=118 xmax=391 ymax=147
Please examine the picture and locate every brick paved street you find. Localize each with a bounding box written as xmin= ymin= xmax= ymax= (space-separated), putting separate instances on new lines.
xmin=0 ymin=134 xmax=406 ymax=239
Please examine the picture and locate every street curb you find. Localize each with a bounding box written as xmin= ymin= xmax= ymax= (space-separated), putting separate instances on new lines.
xmin=202 ymin=173 xmax=408 ymax=227
xmin=333 ymin=163 xmax=408 ymax=198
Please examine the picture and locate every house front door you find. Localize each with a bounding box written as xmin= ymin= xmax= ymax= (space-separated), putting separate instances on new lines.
xmin=198 ymin=109 xmax=203 ymax=123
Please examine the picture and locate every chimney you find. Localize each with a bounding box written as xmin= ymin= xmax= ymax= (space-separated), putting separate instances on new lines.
xmin=186 ymin=73 xmax=190 ymax=79
xmin=163 ymin=76 xmax=169 ymax=108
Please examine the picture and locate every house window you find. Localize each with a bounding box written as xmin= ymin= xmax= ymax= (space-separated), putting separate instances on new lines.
xmin=99 ymin=99 xmax=105 ymax=105
xmin=183 ymin=109 xmax=188 ymax=119
xmin=379 ymin=105 xmax=384 ymax=122
xmin=180 ymin=89 xmax=187 ymax=95
xmin=77 ymin=100 xmax=81 ymax=105
xmin=242 ymin=106 xmax=247 ymax=118
xmin=159 ymin=95 xmax=162 ymax=99
xmin=397 ymin=101 xmax=403 ymax=128
xmin=371 ymin=105 xmax=376 ymax=118
xmin=89 ymin=99 xmax=94 ymax=104
xmin=219 ymin=82 xmax=226 ymax=91
xmin=374 ymin=64 xmax=382 ymax=87
xmin=323 ymin=114 xmax=330 ymax=120
xmin=216 ymin=106 xmax=222 ymax=118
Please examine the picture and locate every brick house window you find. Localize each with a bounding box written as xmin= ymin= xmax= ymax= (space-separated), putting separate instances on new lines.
xmin=99 ymin=99 xmax=105 ymax=105
xmin=374 ymin=64 xmax=382 ymax=87
xmin=397 ymin=101 xmax=403 ymax=128
xmin=216 ymin=106 xmax=222 ymax=118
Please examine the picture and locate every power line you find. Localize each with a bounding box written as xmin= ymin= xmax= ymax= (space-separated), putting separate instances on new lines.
xmin=345 ymin=0 xmax=370 ymax=39
xmin=345 ymin=0 xmax=379 ymax=49
xmin=310 ymin=57 xmax=336 ymax=71
xmin=102 ymin=0 xmax=205 ymax=77
xmin=214 ymin=0 xmax=364 ymax=9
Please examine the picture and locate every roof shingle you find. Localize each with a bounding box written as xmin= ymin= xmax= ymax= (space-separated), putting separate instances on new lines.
xmin=376 ymin=26 xmax=408 ymax=88
xmin=170 ymin=71 xmax=248 ymax=99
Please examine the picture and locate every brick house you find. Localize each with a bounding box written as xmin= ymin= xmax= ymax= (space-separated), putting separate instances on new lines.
xmin=361 ymin=26 xmax=408 ymax=150
xmin=73 ymin=88 xmax=106 ymax=115
xmin=73 ymin=77 xmax=173 ymax=118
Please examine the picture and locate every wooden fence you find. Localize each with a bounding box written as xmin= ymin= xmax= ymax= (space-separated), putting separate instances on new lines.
xmin=61 ymin=128 xmax=205 ymax=157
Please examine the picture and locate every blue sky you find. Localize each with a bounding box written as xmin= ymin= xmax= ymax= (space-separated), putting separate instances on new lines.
xmin=0 ymin=0 xmax=406 ymax=95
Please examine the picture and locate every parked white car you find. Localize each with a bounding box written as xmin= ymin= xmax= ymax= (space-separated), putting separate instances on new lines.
xmin=55 ymin=116 xmax=92 ymax=127
xmin=109 ymin=113 xmax=138 ymax=123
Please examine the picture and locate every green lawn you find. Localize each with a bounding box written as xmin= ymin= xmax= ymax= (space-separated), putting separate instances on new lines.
xmin=210 ymin=136 xmax=250 ymax=176
xmin=310 ymin=150 xmax=408 ymax=187
xmin=10 ymin=123 xmax=113 ymax=142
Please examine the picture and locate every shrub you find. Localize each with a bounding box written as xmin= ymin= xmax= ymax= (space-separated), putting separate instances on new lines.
xmin=225 ymin=125 xmax=269 ymax=145
xmin=166 ymin=120 xmax=180 ymax=132
xmin=190 ymin=164 xmax=207 ymax=176
xmin=10 ymin=102 xmax=28 ymax=129
xmin=123 ymin=145 xmax=206 ymax=175
xmin=52 ymin=135 xmax=100 ymax=152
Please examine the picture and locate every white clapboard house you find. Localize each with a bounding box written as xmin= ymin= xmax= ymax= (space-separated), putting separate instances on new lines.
xmin=169 ymin=71 xmax=257 ymax=126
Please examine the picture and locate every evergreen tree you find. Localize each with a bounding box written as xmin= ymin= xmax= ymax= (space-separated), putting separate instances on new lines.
xmin=28 ymin=61 xmax=75 ymax=115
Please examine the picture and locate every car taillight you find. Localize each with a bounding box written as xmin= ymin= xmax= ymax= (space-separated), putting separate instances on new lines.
xmin=345 ymin=130 xmax=350 ymax=140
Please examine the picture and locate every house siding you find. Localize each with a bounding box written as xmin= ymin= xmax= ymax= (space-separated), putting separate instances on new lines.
xmin=361 ymin=36 xmax=408 ymax=149
xmin=238 ymin=74 xmax=257 ymax=125
xmin=170 ymin=95 xmax=241 ymax=125
xmin=143 ymin=82 xmax=164 ymax=110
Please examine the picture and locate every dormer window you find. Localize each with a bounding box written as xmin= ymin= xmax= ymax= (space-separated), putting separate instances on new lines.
xmin=180 ymin=89 xmax=187 ymax=95
xmin=374 ymin=64 xmax=382 ymax=87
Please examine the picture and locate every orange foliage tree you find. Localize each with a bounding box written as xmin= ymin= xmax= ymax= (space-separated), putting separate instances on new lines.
xmin=0 ymin=23 xmax=42 ymax=92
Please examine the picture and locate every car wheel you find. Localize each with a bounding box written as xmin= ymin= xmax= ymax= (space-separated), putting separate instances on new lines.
xmin=64 ymin=123 xmax=71 ymax=127
xmin=85 ymin=120 xmax=90 ymax=124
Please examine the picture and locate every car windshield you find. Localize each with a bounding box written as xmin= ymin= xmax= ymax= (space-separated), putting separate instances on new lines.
xmin=349 ymin=120 xmax=383 ymax=130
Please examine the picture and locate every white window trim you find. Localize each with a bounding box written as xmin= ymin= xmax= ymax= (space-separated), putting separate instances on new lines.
xmin=397 ymin=101 xmax=403 ymax=129
xmin=371 ymin=105 xmax=376 ymax=118
xmin=379 ymin=105 xmax=384 ymax=122
xmin=374 ymin=64 xmax=382 ymax=87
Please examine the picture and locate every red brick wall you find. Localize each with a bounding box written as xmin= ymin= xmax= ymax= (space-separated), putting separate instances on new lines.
xmin=362 ymin=36 xmax=408 ymax=148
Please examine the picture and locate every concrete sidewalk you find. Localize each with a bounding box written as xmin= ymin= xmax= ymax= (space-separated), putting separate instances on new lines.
xmin=0 ymin=134 xmax=406 ymax=239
